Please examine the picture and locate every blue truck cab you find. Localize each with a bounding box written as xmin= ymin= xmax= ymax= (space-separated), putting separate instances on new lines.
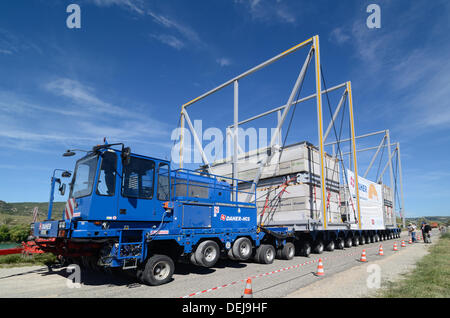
xmin=32 ymin=143 xmax=294 ymax=285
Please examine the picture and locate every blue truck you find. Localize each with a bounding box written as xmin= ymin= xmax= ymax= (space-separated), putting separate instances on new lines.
xmin=31 ymin=143 xmax=296 ymax=285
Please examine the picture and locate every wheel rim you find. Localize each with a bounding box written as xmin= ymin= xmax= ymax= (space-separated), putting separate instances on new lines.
xmin=153 ymin=261 xmax=170 ymax=281
xmin=204 ymin=246 xmax=217 ymax=262
xmin=266 ymin=248 xmax=274 ymax=261
xmin=240 ymin=242 xmax=250 ymax=257
xmin=288 ymin=246 xmax=295 ymax=258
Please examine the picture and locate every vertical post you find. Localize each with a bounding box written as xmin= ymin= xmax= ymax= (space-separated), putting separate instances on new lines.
xmin=347 ymin=82 xmax=362 ymax=229
xmin=277 ymin=110 xmax=282 ymax=147
xmin=313 ymin=35 xmax=328 ymax=229
xmin=47 ymin=176 xmax=56 ymax=220
xmin=179 ymin=108 xmax=185 ymax=169
xmin=386 ymin=130 xmax=396 ymax=224
xmin=233 ymin=80 xmax=239 ymax=200
xmin=397 ymin=142 xmax=406 ymax=228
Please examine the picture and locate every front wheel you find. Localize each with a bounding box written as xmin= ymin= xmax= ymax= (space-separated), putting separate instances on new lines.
xmin=141 ymin=254 xmax=174 ymax=286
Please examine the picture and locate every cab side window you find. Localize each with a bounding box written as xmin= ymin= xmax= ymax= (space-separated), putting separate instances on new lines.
xmin=157 ymin=163 xmax=170 ymax=201
xmin=122 ymin=157 xmax=155 ymax=199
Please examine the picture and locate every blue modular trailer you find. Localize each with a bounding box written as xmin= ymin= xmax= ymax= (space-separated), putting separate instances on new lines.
xmin=32 ymin=143 xmax=296 ymax=285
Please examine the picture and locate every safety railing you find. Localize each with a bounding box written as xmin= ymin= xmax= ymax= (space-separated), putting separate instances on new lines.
xmin=171 ymin=168 xmax=256 ymax=205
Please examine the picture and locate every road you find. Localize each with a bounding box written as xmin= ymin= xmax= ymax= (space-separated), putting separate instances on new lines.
xmin=0 ymin=231 xmax=435 ymax=298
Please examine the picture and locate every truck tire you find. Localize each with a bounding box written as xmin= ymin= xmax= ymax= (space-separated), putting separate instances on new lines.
xmin=313 ymin=240 xmax=324 ymax=254
xmin=232 ymin=237 xmax=253 ymax=261
xmin=352 ymin=236 xmax=359 ymax=246
xmin=335 ymin=238 xmax=345 ymax=249
xmin=190 ymin=253 xmax=199 ymax=266
xmin=281 ymin=242 xmax=295 ymax=260
xmin=374 ymin=234 xmax=380 ymax=242
xmin=325 ymin=240 xmax=335 ymax=251
xmin=227 ymin=248 xmax=237 ymax=261
xmin=299 ymin=242 xmax=311 ymax=257
xmin=344 ymin=237 xmax=352 ymax=248
xmin=258 ymin=245 xmax=275 ymax=264
xmin=360 ymin=236 xmax=366 ymax=245
xmin=195 ymin=240 xmax=220 ymax=267
xmin=141 ymin=254 xmax=174 ymax=286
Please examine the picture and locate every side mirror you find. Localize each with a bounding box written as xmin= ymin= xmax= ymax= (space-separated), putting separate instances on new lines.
xmin=63 ymin=150 xmax=76 ymax=157
xmin=62 ymin=171 xmax=72 ymax=178
xmin=121 ymin=147 xmax=131 ymax=165
xmin=59 ymin=183 xmax=66 ymax=196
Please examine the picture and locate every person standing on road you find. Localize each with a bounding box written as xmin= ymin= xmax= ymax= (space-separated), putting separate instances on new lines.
xmin=422 ymin=222 xmax=432 ymax=243
xmin=408 ymin=223 xmax=417 ymax=242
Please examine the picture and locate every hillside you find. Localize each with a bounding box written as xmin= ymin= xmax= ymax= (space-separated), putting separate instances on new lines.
xmin=0 ymin=200 xmax=66 ymax=225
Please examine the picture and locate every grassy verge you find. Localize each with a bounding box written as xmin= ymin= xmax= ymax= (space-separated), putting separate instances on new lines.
xmin=0 ymin=253 xmax=57 ymax=268
xmin=378 ymin=232 xmax=450 ymax=298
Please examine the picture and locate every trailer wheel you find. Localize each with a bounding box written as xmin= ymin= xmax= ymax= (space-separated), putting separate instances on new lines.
xmin=141 ymin=254 xmax=174 ymax=286
xmin=313 ymin=240 xmax=324 ymax=254
xmin=344 ymin=237 xmax=352 ymax=248
xmin=190 ymin=253 xmax=199 ymax=266
xmin=352 ymin=236 xmax=359 ymax=247
xmin=360 ymin=236 xmax=366 ymax=245
xmin=195 ymin=240 xmax=220 ymax=267
xmin=258 ymin=245 xmax=275 ymax=264
xmin=299 ymin=242 xmax=311 ymax=257
xmin=232 ymin=237 xmax=253 ymax=261
xmin=325 ymin=240 xmax=335 ymax=252
xmin=335 ymin=238 xmax=345 ymax=249
xmin=374 ymin=234 xmax=380 ymax=242
xmin=281 ymin=242 xmax=295 ymax=260
xmin=227 ymin=248 xmax=237 ymax=261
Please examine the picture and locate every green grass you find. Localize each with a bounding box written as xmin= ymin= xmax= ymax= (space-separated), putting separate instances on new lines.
xmin=0 ymin=253 xmax=57 ymax=268
xmin=378 ymin=232 xmax=450 ymax=298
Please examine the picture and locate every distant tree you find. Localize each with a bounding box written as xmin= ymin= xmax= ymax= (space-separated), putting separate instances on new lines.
xmin=0 ymin=225 xmax=10 ymax=242
xmin=8 ymin=225 xmax=29 ymax=242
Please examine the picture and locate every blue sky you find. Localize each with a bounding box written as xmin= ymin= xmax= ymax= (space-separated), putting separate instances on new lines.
xmin=0 ymin=0 xmax=449 ymax=218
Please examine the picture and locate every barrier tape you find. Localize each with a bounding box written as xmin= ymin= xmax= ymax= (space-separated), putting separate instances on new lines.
xmin=179 ymin=240 xmax=406 ymax=298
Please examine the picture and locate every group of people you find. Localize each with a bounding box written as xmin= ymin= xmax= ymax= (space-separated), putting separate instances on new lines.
xmin=407 ymin=222 xmax=432 ymax=243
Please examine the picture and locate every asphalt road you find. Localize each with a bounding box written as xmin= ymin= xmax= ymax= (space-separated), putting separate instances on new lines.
xmin=0 ymin=230 xmax=431 ymax=298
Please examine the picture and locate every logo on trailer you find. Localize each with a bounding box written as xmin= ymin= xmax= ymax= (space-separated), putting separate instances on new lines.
xmin=220 ymin=214 xmax=226 ymax=221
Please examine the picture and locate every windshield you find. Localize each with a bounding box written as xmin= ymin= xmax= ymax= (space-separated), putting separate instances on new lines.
xmin=70 ymin=155 xmax=98 ymax=198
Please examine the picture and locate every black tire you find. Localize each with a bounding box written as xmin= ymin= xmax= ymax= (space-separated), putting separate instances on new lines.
xmin=300 ymin=242 xmax=311 ymax=257
xmin=344 ymin=237 xmax=352 ymax=248
xmin=232 ymin=237 xmax=253 ymax=261
xmin=141 ymin=254 xmax=174 ymax=286
xmin=195 ymin=240 xmax=220 ymax=267
xmin=374 ymin=234 xmax=380 ymax=242
xmin=258 ymin=245 xmax=275 ymax=264
xmin=281 ymin=242 xmax=295 ymax=260
xmin=190 ymin=252 xmax=199 ymax=265
xmin=335 ymin=238 xmax=345 ymax=249
xmin=313 ymin=240 xmax=324 ymax=254
xmin=352 ymin=236 xmax=359 ymax=247
xmin=360 ymin=236 xmax=365 ymax=245
xmin=325 ymin=240 xmax=335 ymax=252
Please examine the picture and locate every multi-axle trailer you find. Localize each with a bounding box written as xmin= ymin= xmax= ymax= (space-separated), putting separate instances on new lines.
xmin=31 ymin=35 xmax=402 ymax=286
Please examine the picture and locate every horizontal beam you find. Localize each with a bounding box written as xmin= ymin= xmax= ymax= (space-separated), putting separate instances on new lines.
xmin=324 ymin=130 xmax=387 ymax=146
xmin=182 ymin=37 xmax=314 ymax=108
xmin=229 ymin=82 xmax=347 ymax=128
xmin=341 ymin=143 xmax=397 ymax=155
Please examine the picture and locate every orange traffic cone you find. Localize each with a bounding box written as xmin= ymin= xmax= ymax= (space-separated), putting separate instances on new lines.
xmin=359 ymin=249 xmax=367 ymax=262
xmin=393 ymin=242 xmax=398 ymax=251
xmin=409 ymin=238 xmax=412 ymax=244
xmin=315 ymin=258 xmax=325 ymax=276
xmin=378 ymin=245 xmax=384 ymax=256
xmin=242 ymin=278 xmax=253 ymax=298
xmin=401 ymin=240 xmax=406 ymax=247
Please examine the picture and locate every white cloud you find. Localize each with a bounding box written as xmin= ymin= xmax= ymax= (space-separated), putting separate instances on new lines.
xmin=88 ymin=0 xmax=145 ymax=15
xmin=235 ymin=0 xmax=297 ymax=24
xmin=329 ymin=27 xmax=351 ymax=45
xmin=216 ymin=57 xmax=232 ymax=67
xmin=150 ymin=34 xmax=185 ymax=50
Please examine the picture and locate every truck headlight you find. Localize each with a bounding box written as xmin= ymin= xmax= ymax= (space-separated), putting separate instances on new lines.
xmin=59 ymin=221 xmax=66 ymax=229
